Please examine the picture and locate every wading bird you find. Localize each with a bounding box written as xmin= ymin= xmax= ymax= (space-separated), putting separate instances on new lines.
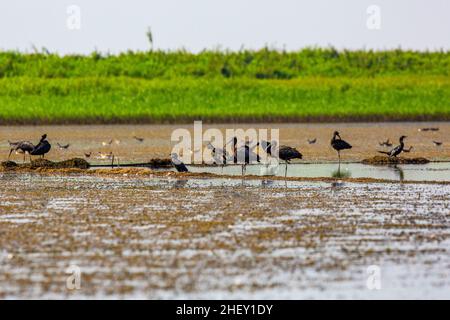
xmin=97 ymin=152 xmax=118 ymax=167
xmin=171 ymin=153 xmax=188 ymax=172
xmin=331 ymin=131 xmax=352 ymax=164
xmin=307 ymin=138 xmax=317 ymax=144
xmin=379 ymin=139 xmax=392 ymax=147
xmin=418 ymin=127 xmax=439 ymax=132
xmin=378 ymin=136 xmax=407 ymax=158
xmin=278 ymin=145 xmax=303 ymax=177
xmin=30 ymin=134 xmax=51 ymax=159
xmin=57 ymin=143 xmax=70 ymax=150
xmin=433 ymin=141 xmax=443 ymax=147
xmin=8 ymin=140 xmax=35 ymax=162
xmin=133 ymin=136 xmax=144 ymax=142
xmin=206 ymin=142 xmax=228 ymax=172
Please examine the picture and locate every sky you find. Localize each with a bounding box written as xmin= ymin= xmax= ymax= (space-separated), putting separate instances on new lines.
xmin=0 ymin=0 xmax=449 ymax=54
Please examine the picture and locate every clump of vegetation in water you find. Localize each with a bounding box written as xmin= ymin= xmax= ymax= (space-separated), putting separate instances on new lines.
xmin=362 ymin=156 xmax=430 ymax=165
xmin=1 ymin=158 xmax=90 ymax=169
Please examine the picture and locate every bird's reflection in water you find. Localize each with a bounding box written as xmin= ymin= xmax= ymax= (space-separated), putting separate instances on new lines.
xmin=389 ymin=165 xmax=404 ymax=182
xmin=332 ymin=164 xmax=351 ymax=179
xmin=172 ymin=179 xmax=188 ymax=189
xmin=261 ymin=179 xmax=274 ymax=188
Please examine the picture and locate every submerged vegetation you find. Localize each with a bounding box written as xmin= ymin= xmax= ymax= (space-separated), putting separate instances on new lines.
xmin=0 ymin=48 xmax=449 ymax=123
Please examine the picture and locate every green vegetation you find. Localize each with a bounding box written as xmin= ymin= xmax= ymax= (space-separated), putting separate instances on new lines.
xmin=0 ymin=48 xmax=449 ymax=123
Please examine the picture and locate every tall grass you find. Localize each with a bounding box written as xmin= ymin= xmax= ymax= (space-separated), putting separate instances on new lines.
xmin=0 ymin=76 xmax=448 ymax=123
xmin=0 ymin=49 xmax=449 ymax=123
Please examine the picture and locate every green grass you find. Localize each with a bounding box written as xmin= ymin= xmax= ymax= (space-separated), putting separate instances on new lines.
xmin=0 ymin=49 xmax=449 ymax=123
xmin=0 ymin=76 xmax=448 ymax=123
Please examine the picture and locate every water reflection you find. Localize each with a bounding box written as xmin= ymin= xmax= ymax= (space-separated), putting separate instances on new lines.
xmin=331 ymin=164 xmax=352 ymax=178
xmin=389 ymin=165 xmax=405 ymax=182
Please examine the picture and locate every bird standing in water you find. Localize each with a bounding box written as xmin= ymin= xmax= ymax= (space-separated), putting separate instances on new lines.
xmin=171 ymin=153 xmax=188 ymax=172
xmin=331 ymin=131 xmax=352 ymax=164
xmin=378 ymin=136 xmax=407 ymax=158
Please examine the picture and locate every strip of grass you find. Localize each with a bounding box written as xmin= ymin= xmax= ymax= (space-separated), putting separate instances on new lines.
xmin=0 ymin=76 xmax=448 ymax=124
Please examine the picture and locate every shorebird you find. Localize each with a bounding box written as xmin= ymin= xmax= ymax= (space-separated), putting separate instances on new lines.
xmin=307 ymin=138 xmax=317 ymax=144
xmin=433 ymin=141 xmax=443 ymax=147
xmin=206 ymin=142 xmax=228 ymax=172
xmin=133 ymin=136 xmax=144 ymax=142
xmin=171 ymin=153 xmax=188 ymax=172
xmin=84 ymin=152 xmax=92 ymax=158
xmin=8 ymin=140 xmax=35 ymax=162
xmin=259 ymin=140 xmax=302 ymax=177
xmin=97 ymin=152 xmax=117 ymax=167
xmin=30 ymin=134 xmax=51 ymax=159
xmin=102 ymin=140 xmax=113 ymax=146
xmin=379 ymin=139 xmax=392 ymax=147
xmin=331 ymin=131 xmax=352 ymax=164
xmin=57 ymin=143 xmax=70 ymax=150
xmin=278 ymin=145 xmax=302 ymax=177
xmin=378 ymin=136 xmax=407 ymax=158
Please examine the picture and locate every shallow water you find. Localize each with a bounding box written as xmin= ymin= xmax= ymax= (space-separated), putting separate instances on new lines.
xmin=0 ymin=172 xmax=449 ymax=299
xmin=185 ymin=162 xmax=450 ymax=182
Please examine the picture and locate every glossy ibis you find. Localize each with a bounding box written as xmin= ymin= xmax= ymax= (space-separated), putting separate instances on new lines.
xmin=171 ymin=153 xmax=188 ymax=172
xmin=433 ymin=141 xmax=443 ymax=147
xmin=30 ymin=134 xmax=51 ymax=159
xmin=331 ymin=131 xmax=352 ymax=164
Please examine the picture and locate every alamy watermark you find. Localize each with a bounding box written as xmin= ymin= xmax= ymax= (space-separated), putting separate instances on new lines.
xmin=66 ymin=265 xmax=81 ymax=290
xmin=67 ymin=5 xmax=81 ymax=30
xmin=171 ymin=121 xmax=280 ymax=165
xmin=366 ymin=5 xmax=381 ymax=30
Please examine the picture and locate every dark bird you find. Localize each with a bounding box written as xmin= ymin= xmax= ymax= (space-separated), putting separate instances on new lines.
xmin=379 ymin=139 xmax=392 ymax=147
xmin=84 ymin=152 xmax=92 ymax=158
xmin=133 ymin=136 xmax=144 ymax=142
xmin=206 ymin=142 xmax=228 ymax=172
xmin=403 ymin=146 xmax=413 ymax=153
xmin=307 ymin=138 xmax=317 ymax=144
xmin=378 ymin=135 xmax=407 ymax=158
xmin=102 ymin=139 xmax=113 ymax=146
xmin=278 ymin=144 xmax=303 ymax=177
xmin=171 ymin=153 xmax=188 ymax=172
xmin=331 ymin=131 xmax=352 ymax=164
xmin=57 ymin=143 xmax=70 ymax=150
xmin=8 ymin=140 xmax=35 ymax=162
xmin=30 ymin=134 xmax=51 ymax=159
xmin=259 ymin=140 xmax=275 ymax=156
xmin=433 ymin=141 xmax=443 ymax=146
xmin=237 ymin=141 xmax=260 ymax=176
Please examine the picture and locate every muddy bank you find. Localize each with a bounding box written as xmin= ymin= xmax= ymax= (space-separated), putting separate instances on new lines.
xmin=361 ymin=156 xmax=430 ymax=165
xmin=1 ymin=165 xmax=449 ymax=185
xmin=1 ymin=158 xmax=90 ymax=170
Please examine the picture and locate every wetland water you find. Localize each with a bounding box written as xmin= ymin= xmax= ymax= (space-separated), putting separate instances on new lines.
xmin=0 ymin=172 xmax=449 ymax=299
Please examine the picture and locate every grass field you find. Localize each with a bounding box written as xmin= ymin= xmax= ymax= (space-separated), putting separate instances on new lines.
xmin=0 ymin=49 xmax=449 ymax=123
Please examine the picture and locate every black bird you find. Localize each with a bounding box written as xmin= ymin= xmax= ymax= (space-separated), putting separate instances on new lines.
xmin=331 ymin=131 xmax=352 ymax=164
xmin=419 ymin=127 xmax=439 ymax=132
xmin=379 ymin=139 xmax=392 ymax=147
xmin=279 ymin=145 xmax=303 ymax=177
xmin=57 ymin=143 xmax=70 ymax=150
xmin=8 ymin=140 xmax=35 ymax=162
xmin=433 ymin=141 xmax=443 ymax=147
xmin=206 ymin=142 xmax=228 ymax=172
xmin=30 ymin=134 xmax=52 ymax=159
xmin=84 ymin=152 xmax=92 ymax=158
xmin=307 ymin=138 xmax=317 ymax=144
xmin=133 ymin=136 xmax=144 ymax=142
xmin=259 ymin=140 xmax=274 ymax=156
xmin=237 ymin=141 xmax=259 ymax=176
xmin=378 ymin=135 xmax=406 ymax=158
xmin=171 ymin=153 xmax=188 ymax=172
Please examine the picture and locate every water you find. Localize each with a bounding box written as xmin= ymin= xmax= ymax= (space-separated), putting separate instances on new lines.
xmin=0 ymin=172 xmax=449 ymax=299
xmin=172 ymin=162 xmax=450 ymax=182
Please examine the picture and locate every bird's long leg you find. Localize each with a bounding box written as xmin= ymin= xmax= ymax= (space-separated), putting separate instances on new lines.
xmin=285 ymin=161 xmax=288 ymax=178
xmin=111 ymin=155 xmax=115 ymax=168
xmin=8 ymin=149 xmax=13 ymax=160
xmin=338 ymin=151 xmax=341 ymax=166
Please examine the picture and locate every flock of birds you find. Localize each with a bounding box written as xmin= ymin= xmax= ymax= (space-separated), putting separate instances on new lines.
xmin=6 ymin=127 xmax=443 ymax=177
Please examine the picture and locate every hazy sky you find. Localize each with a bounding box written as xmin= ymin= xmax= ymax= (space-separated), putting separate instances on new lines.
xmin=0 ymin=0 xmax=449 ymax=54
